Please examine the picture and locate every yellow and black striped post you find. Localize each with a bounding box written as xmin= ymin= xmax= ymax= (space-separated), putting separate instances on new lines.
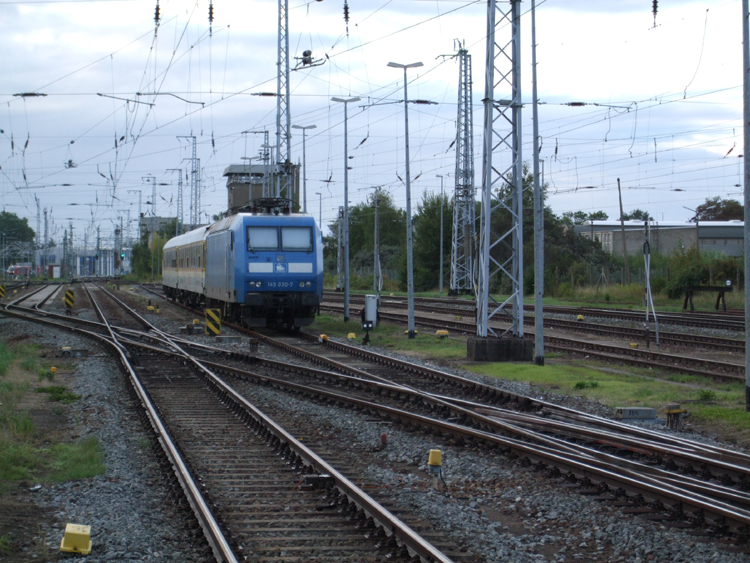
xmin=63 ymin=289 xmax=75 ymax=309
xmin=205 ymin=308 xmax=221 ymax=336
xmin=0 ymin=285 xmax=5 ymax=299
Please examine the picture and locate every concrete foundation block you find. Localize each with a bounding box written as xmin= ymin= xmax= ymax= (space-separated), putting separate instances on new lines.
xmin=467 ymin=337 xmax=533 ymax=362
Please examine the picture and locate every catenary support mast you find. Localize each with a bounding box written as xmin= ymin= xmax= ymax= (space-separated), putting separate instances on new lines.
xmin=477 ymin=0 xmax=524 ymax=338
xmin=276 ymin=0 xmax=292 ymax=199
xmin=451 ymin=42 xmax=476 ymax=296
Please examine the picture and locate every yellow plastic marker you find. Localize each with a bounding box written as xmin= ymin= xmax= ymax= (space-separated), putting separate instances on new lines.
xmin=436 ymin=330 xmax=449 ymax=338
xmin=577 ymin=314 xmax=584 ymax=321
xmin=428 ymin=449 xmax=442 ymax=467
xmin=629 ymin=342 xmax=638 ymax=348
xmin=50 ymin=367 xmax=57 ymax=374
xmin=347 ymin=333 xmax=356 ymax=340
xmin=319 ymin=334 xmax=329 ymax=341
xmin=60 ymin=523 xmax=92 ymax=555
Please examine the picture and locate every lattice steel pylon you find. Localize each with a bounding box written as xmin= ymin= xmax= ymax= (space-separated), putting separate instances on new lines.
xmin=477 ymin=0 xmax=524 ymax=338
xmin=276 ymin=0 xmax=292 ymax=200
xmin=451 ymin=42 xmax=475 ymax=296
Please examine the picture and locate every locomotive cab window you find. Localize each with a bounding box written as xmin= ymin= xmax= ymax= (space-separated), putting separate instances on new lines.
xmin=247 ymin=227 xmax=278 ymax=252
xmin=281 ymin=227 xmax=313 ymax=252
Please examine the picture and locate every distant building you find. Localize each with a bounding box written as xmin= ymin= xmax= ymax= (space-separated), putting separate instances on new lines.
xmin=139 ymin=215 xmax=176 ymax=241
xmin=223 ymin=163 xmax=300 ymax=213
xmin=572 ymin=220 xmax=744 ymax=257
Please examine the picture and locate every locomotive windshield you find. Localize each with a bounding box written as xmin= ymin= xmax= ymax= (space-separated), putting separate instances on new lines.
xmin=281 ymin=227 xmax=313 ymax=252
xmin=247 ymin=227 xmax=278 ymax=251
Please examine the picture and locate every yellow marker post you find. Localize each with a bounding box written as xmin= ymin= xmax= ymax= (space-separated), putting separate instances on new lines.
xmin=205 ymin=308 xmax=221 ymax=336
xmin=60 ymin=523 xmax=92 ymax=555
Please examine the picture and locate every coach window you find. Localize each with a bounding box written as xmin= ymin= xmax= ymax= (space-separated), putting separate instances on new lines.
xmin=247 ymin=227 xmax=278 ymax=252
xmin=281 ymin=227 xmax=313 ymax=252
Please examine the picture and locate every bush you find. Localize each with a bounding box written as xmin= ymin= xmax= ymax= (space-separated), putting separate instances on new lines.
xmin=697 ymin=389 xmax=717 ymax=401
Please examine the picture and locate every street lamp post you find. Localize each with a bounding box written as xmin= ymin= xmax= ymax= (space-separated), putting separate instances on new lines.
xmin=388 ymin=61 xmax=422 ymax=338
xmin=332 ymin=96 xmax=360 ymax=322
xmin=372 ymin=187 xmax=381 ymax=297
xmin=436 ymin=174 xmax=444 ymax=294
xmin=292 ymin=124 xmax=316 ymax=213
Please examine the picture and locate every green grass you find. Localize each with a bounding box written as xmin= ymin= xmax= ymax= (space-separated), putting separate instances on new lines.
xmin=48 ymin=437 xmax=105 ymax=482
xmin=0 ymin=534 xmax=13 ymax=555
xmin=0 ymin=437 xmax=105 ymax=483
xmin=465 ymin=360 xmax=750 ymax=434
xmin=0 ymin=343 xmax=13 ymax=376
xmin=0 ymin=381 xmax=30 ymax=424
xmin=35 ymin=386 xmax=81 ymax=404
xmin=311 ymin=314 xmax=467 ymax=359
xmin=0 ymin=442 xmax=42 ymax=481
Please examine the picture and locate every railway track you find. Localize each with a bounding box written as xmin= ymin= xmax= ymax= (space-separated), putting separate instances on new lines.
xmin=4 ymin=283 xmax=465 ymax=562
xmin=135 ymin=284 xmax=750 ymax=537
xmin=319 ymin=302 xmax=745 ymax=383
xmin=325 ymin=291 xmax=747 ymax=331
xmin=324 ymin=293 xmax=746 ymax=352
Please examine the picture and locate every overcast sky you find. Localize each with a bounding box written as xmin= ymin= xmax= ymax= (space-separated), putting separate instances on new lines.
xmin=0 ymin=0 xmax=744 ymax=246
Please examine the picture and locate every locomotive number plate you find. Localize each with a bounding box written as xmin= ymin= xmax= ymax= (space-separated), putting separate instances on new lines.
xmin=267 ymin=281 xmax=294 ymax=288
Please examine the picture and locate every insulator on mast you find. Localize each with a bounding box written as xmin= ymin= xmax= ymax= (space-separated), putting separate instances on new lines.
xmin=343 ymin=1 xmax=350 ymax=36
xmin=652 ymin=0 xmax=658 ymax=26
xmin=208 ymin=2 xmax=214 ymax=36
xmin=154 ymin=1 xmax=160 ymax=27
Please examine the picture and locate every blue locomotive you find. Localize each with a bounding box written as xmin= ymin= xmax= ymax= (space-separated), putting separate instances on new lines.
xmin=162 ymin=202 xmax=323 ymax=328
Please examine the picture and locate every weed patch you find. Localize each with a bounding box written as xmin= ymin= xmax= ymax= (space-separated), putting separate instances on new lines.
xmin=48 ymin=437 xmax=105 ymax=482
xmin=35 ymin=386 xmax=81 ymax=404
xmin=697 ymin=389 xmax=717 ymax=402
xmin=0 ymin=443 xmax=42 ymax=481
xmin=0 ymin=534 xmax=13 ymax=555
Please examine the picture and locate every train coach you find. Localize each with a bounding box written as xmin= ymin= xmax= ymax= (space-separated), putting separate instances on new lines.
xmin=162 ymin=203 xmax=323 ymax=328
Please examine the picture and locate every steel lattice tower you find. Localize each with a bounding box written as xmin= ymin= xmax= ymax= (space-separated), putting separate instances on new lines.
xmin=276 ymin=0 xmax=292 ymax=200
xmin=451 ymin=43 xmax=475 ymax=296
xmin=179 ymin=136 xmax=200 ymax=226
xmin=477 ymin=0 xmax=524 ymax=338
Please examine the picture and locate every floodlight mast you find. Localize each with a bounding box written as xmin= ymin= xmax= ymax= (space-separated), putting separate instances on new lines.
xmin=387 ymin=61 xmax=423 ymax=339
xmin=331 ymin=96 xmax=360 ymax=322
xmin=742 ymin=0 xmax=749 ymax=411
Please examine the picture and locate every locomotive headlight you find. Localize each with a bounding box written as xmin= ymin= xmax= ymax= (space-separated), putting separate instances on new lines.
xmin=255 ymin=281 xmax=262 ymax=287
xmin=305 ymin=281 xmax=311 ymax=287
xmin=299 ymin=281 xmax=305 ymax=288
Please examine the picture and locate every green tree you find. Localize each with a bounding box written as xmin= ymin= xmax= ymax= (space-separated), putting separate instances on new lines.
xmin=0 ymin=211 xmax=35 ymax=243
xmin=620 ymin=209 xmax=653 ymax=221
xmin=324 ymin=191 xmax=406 ymax=279
xmin=561 ymin=210 xmax=608 ymax=225
xmin=0 ymin=211 xmax=35 ymax=266
xmin=691 ymin=196 xmax=743 ymax=221
xmin=398 ymin=192 xmax=451 ymax=291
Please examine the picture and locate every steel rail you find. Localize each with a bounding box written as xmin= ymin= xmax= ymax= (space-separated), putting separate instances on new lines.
xmin=349 ymin=307 xmax=745 ymax=383
xmin=105 ymin=284 xmax=456 ymax=562
xmin=0 ymin=304 xmax=238 ymax=562
xmin=326 ymin=292 xmax=747 ymax=331
xmin=275 ymin=322 xmax=750 ymax=469
xmin=141 ymin=286 xmax=741 ymax=506
xmin=205 ymin=334 xmax=750 ymax=505
xmin=174 ymin=350 xmax=750 ymax=533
